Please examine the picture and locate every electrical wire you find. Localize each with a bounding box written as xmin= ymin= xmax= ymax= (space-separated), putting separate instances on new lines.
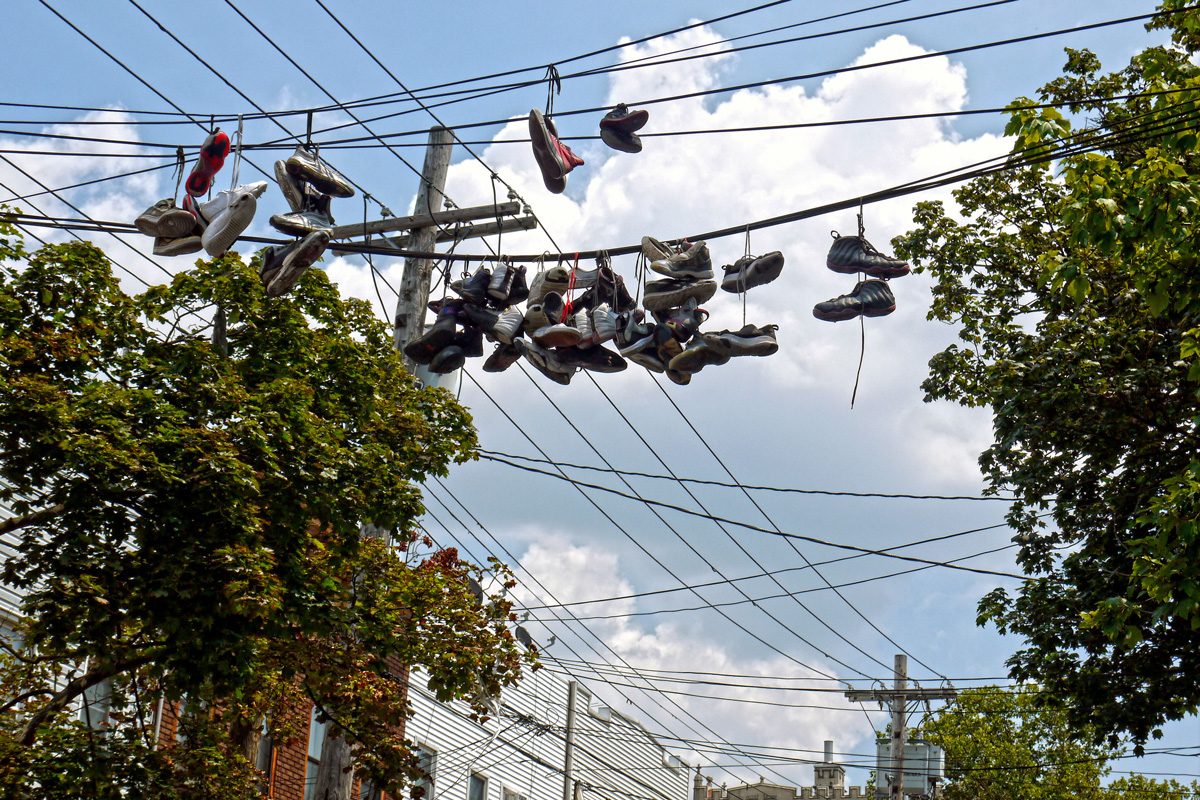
xmin=477 ymin=449 xmax=1011 ymax=501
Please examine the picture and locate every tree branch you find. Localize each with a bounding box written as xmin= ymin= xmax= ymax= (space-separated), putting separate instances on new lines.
xmin=0 ymin=503 xmax=66 ymax=537
xmin=19 ymin=652 xmax=158 ymax=745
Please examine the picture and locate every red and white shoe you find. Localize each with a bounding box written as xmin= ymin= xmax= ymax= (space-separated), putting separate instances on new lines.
xmin=185 ymin=129 xmax=231 ymax=198
xmin=528 ymin=109 xmax=583 ymax=194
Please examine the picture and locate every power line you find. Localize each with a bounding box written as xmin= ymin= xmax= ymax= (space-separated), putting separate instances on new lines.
xmin=477 ymin=453 xmax=1027 ymax=579
xmin=478 ymin=448 xmax=1011 ymax=500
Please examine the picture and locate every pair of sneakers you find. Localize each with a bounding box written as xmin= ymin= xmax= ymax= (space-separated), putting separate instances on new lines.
xmin=812 ymin=233 xmax=910 ymax=322
xmin=641 ymin=237 xmax=719 ymax=312
xmin=270 ymin=145 xmax=353 ymax=235
xmin=529 ymin=109 xmax=584 ymax=194
xmin=599 ymin=104 xmax=649 ymax=154
xmin=527 ymin=260 xmax=637 ymax=312
xmin=259 ymin=230 xmax=331 ymax=298
xmin=137 ymin=198 xmax=203 ymax=256
xmin=451 ymin=263 xmax=530 ymax=309
xmin=403 ymin=300 xmax=485 ymax=373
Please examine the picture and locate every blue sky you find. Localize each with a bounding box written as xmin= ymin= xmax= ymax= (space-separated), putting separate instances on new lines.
xmin=4 ymin=0 xmax=1197 ymax=790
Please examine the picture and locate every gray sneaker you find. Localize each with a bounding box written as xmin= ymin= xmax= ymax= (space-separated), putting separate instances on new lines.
xmin=716 ymin=324 xmax=779 ymax=356
xmin=136 ymin=198 xmax=195 ymax=239
xmin=152 ymin=231 xmax=203 ymax=257
xmin=274 ymin=159 xmax=306 ymax=213
xmin=285 ymin=145 xmax=355 ymax=198
xmin=269 ymin=209 xmax=334 ymax=236
xmin=201 ymin=188 xmax=258 ymax=257
xmin=668 ymin=333 xmax=733 ymax=373
xmin=642 ymin=278 xmax=717 ymax=312
xmin=721 ymin=251 xmax=785 ymax=293
xmin=263 ymin=230 xmax=331 ymax=297
xmin=516 ymin=339 xmax=574 ymax=385
xmin=649 ymin=240 xmax=713 ymax=280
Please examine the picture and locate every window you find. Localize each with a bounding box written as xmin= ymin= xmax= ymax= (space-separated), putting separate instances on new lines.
xmin=413 ymin=744 xmax=437 ymax=800
xmin=503 ymin=788 xmax=527 ymax=800
xmin=468 ymin=773 xmax=488 ymax=800
xmin=304 ymin=708 xmax=328 ymax=800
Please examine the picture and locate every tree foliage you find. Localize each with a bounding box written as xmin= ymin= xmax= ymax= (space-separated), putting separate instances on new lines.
xmin=922 ymin=686 xmax=1115 ymax=800
xmin=893 ymin=4 xmax=1200 ymax=750
xmin=0 ymin=224 xmax=530 ymax=797
xmin=923 ymin=687 xmax=1199 ymax=800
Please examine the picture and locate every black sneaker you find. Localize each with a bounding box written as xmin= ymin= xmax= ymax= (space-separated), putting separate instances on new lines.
xmin=403 ymin=308 xmax=460 ymax=365
xmin=716 ymin=323 xmax=779 ymax=356
xmin=483 ymin=342 xmax=522 ymax=373
xmin=507 ymin=265 xmax=530 ymax=306
xmin=826 ymin=234 xmax=910 ymax=279
xmin=556 ymin=344 xmax=627 ymax=373
xmin=450 ymin=266 xmax=493 ymax=305
xmin=721 ymin=251 xmax=785 ymax=293
xmin=456 ymin=325 xmax=484 ymax=358
xmin=812 ymin=280 xmax=896 ymax=322
xmin=429 ymin=345 xmax=466 ymax=374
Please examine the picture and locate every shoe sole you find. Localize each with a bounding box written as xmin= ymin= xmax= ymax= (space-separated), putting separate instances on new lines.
xmin=532 ymin=325 xmax=583 ymax=348
xmin=202 ymin=195 xmax=256 ymax=257
xmin=429 ymin=346 xmax=466 ymax=374
xmin=275 ymin=160 xmax=306 ymax=212
xmin=519 ymin=341 xmax=573 ymax=385
xmin=721 ymin=335 xmax=779 ymax=357
xmin=286 ymin=152 xmax=354 ymax=198
xmin=812 ymin=303 xmax=896 ymax=322
xmin=153 ymin=236 xmax=202 ymax=257
xmin=267 ymin=231 xmax=329 ymax=297
xmin=137 ymin=207 xmax=196 ymax=239
xmin=826 ymin=259 xmax=911 ymax=279
xmin=650 ymin=261 xmax=714 ymax=280
xmin=528 ymin=110 xmax=568 ymax=191
xmin=600 ymin=127 xmax=642 ymax=154
xmin=642 ymin=281 xmax=717 ymax=312
xmin=627 ymin=351 xmax=666 ymax=373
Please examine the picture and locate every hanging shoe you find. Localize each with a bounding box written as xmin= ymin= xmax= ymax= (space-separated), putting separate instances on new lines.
xmin=201 ymin=189 xmax=257 ymax=258
xmin=721 ymin=251 xmax=785 ymax=293
xmin=650 ymin=240 xmax=713 ymax=281
xmin=450 ymin=265 xmax=493 ymax=305
xmin=591 ymin=303 xmax=620 ymax=345
xmin=641 ymin=236 xmax=674 ymax=262
xmin=274 ymin=159 xmax=306 ymax=213
xmin=626 ymin=347 xmax=666 ymax=373
xmin=527 ymin=263 xmax=598 ymax=305
xmin=483 ymin=341 xmax=522 ymax=373
xmin=262 ymin=230 xmax=330 ymax=298
xmin=152 ymin=229 xmax=203 ymax=257
xmin=570 ymin=266 xmax=636 ymax=313
xmin=135 ymin=198 xmax=196 ymax=239
xmin=455 ymin=325 xmax=485 ymax=358
xmin=668 ymin=333 xmax=733 ymax=374
xmin=826 ymin=234 xmax=910 ymax=279
xmin=615 ymin=309 xmax=654 ymax=355
xmin=557 ymin=344 xmax=627 ymax=373
xmin=507 ymin=265 xmax=530 ymax=306
xmin=285 ymin=144 xmax=355 ymax=198
xmin=185 ymin=129 xmax=231 ymax=198
xmin=403 ymin=304 xmax=461 ymax=365
xmin=652 ymin=298 xmax=709 ymax=342
xmin=812 ymin=280 xmax=896 ymax=322
xmin=487 ymin=263 xmax=516 ymax=305
xmin=189 ymin=181 xmax=269 ymax=229
xmin=642 ymin=278 xmax=717 ymax=312
xmin=715 ymin=324 xmax=779 ymax=356
xmin=600 ymin=103 xmax=648 ymax=154
xmin=528 ymin=109 xmax=583 ymax=194
xmin=429 ymin=344 xmax=466 ymax=374
xmin=515 ymin=339 xmax=574 ymax=385
xmin=531 ymin=316 xmax=582 ymax=349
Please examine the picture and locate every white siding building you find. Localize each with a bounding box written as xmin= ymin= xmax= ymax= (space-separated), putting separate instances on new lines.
xmin=406 ymin=662 xmax=690 ymax=800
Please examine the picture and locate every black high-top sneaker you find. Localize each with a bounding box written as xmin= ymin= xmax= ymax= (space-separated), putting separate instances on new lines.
xmin=826 ymin=234 xmax=910 ymax=279
xmin=404 ymin=304 xmax=461 ymax=365
xmin=450 ymin=265 xmax=493 ymax=305
xmin=812 ymin=279 xmax=896 ymax=322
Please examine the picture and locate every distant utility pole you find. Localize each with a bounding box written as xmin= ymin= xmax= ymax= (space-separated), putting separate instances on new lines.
xmin=845 ymin=655 xmax=956 ymax=800
xmin=563 ymin=680 xmax=578 ymax=800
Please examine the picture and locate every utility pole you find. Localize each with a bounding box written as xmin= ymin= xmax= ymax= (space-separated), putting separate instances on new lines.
xmin=394 ymin=126 xmax=453 ymax=360
xmin=845 ymin=655 xmax=956 ymax=800
xmin=563 ymin=680 xmax=578 ymax=800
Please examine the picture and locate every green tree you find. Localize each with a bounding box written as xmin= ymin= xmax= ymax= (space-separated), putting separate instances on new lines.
xmin=1106 ymin=773 xmax=1200 ymax=800
xmin=893 ymin=3 xmax=1200 ymax=751
xmin=0 ymin=223 xmax=529 ymax=797
xmin=922 ymin=686 xmax=1115 ymax=800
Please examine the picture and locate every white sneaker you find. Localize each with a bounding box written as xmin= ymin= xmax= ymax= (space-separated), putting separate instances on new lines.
xmin=573 ymin=309 xmax=594 ymax=346
xmin=492 ymin=309 xmax=524 ymax=345
xmin=591 ymin=303 xmax=619 ymax=344
xmin=193 ymin=181 xmax=268 ymax=228
xmin=201 ymin=189 xmax=258 ymax=257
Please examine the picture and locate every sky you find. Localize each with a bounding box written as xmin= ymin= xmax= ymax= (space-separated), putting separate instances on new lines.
xmin=4 ymin=0 xmax=1197 ymax=791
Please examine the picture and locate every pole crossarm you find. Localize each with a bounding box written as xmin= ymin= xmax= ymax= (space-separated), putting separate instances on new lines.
xmin=331 ymin=214 xmax=538 ymax=257
xmin=328 ymin=200 xmax=522 ymax=240
xmin=844 ymin=688 xmax=958 ymax=702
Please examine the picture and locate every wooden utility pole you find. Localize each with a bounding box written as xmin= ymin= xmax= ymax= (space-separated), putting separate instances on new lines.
xmin=394 ymin=126 xmax=453 ymax=360
xmin=845 ymin=655 xmax=955 ymax=800
xmin=562 ymin=680 xmax=579 ymax=800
